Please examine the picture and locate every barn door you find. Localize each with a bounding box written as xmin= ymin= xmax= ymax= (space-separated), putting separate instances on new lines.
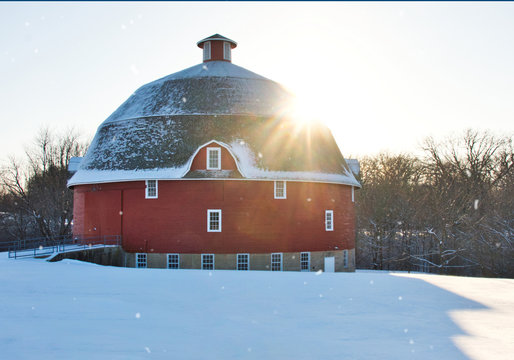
xmin=324 ymin=257 xmax=335 ymax=272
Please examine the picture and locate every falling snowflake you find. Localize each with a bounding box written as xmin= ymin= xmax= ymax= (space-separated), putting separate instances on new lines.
xmin=135 ymin=312 xmax=141 ymax=319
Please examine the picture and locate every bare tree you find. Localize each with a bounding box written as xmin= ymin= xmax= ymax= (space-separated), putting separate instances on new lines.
xmin=356 ymin=130 xmax=514 ymax=277
xmin=0 ymin=128 xmax=88 ymax=242
xmin=421 ymin=130 xmax=513 ymax=276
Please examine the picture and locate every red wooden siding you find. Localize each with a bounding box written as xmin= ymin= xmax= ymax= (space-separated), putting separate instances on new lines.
xmin=205 ymin=41 xmax=229 ymax=62
xmin=72 ymin=180 xmax=355 ymax=254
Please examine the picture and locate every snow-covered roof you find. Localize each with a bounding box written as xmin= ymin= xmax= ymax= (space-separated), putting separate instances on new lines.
xmin=68 ymin=58 xmax=361 ymax=188
xmin=104 ymin=61 xmax=291 ymax=124
xmin=68 ymin=115 xmax=360 ymax=188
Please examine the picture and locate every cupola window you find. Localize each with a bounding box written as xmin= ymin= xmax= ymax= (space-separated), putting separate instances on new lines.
xmin=207 ymin=147 xmax=221 ymax=170
xmin=203 ymin=41 xmax=211 ymax=61
xmin=223 ymin=41 xmax=231 ymax=61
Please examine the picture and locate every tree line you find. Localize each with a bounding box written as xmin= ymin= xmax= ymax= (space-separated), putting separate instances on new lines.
xmin=1 ymin=128 xmax=512 ymax=277
xmin=355 ymin=130 xmax=513 ymax=278
xmin=0 ymin=129 xmax=87 ymax=248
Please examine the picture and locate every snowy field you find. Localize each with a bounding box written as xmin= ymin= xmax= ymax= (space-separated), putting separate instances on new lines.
xmin=1 ymin=253 xmax=513 ymax=360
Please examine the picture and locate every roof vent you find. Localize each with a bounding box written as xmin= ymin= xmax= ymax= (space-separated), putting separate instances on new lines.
xmin=197 ymin=34 xmax=237 ymax=63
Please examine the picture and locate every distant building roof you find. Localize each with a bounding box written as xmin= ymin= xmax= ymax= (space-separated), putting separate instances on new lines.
xmin=68 ymin=157 xmax=82 ymax=173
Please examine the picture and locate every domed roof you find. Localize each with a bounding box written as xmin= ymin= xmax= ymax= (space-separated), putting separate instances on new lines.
xmin=68 ymin=35 xmax=360 ymax=188
xmin=104 ymin=61 xmax=292 ymax=124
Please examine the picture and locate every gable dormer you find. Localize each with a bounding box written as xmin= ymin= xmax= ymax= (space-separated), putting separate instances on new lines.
xmin=184 ymin=141 xmax=242 ymax=179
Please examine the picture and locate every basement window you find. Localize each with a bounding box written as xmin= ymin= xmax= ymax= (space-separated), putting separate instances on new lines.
xmin=136 ymin=253 xmax=147 ymax=268
xmin=325 ymin=210 xmax=334 ymax=231
xmin=207 ymin=209 xmax=222 ymax=232
xmin=343 ymin=250 xmax=349 ymax=268
xmin=274 ymin=181 xmax=286 ymax=199
xmin=203 ymin=41 xmax=211 ymax=61
xmin=207 ymin=147 xmax=221 ymax=170
xmin=145 ymin=180 xmax=158 ymax=199
xmin=300 ymin=252 xmax=310 ymax=272
xmin=202 ymin=254 xmax=214 ymax=270
xmin=223 ymin=41 xmax=231 ymax=61
xmin=237 ymin=254 xmax=249 ymax=271
xmin=271 ymin=253 xmax=282 ymax=271
xmin=167 ymin=254 xmax=179 ymax=269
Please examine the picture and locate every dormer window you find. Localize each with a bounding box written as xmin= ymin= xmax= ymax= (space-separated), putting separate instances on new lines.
xmin=207 ymin=147 xmax=221 ymax=170
xmin=203 ymin=41 xmax=211 ymax=61
xmin=223 ymin=42 xmax=231 ymax=61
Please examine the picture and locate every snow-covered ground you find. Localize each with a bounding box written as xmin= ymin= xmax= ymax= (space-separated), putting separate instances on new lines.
xmin=0 ymin=253 xmax=512 ymax=360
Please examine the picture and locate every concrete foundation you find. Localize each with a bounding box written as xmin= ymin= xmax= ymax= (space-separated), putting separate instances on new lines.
xmin=49 ymin=247 xmax=355 ymax=272
xmin=131 ymin=249 xmax=355 ymax=272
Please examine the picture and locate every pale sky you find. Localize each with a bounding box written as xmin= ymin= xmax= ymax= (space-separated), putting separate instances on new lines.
xmin=1 ymin=2 xmax=513 ymax=161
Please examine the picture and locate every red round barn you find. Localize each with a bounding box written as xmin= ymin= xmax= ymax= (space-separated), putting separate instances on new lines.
xmin=68 ymin=34 xmax=360 ymax=272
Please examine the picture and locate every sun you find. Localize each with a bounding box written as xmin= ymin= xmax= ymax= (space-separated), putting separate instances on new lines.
xmin=287 ymin=88 xmax=335 ymax=131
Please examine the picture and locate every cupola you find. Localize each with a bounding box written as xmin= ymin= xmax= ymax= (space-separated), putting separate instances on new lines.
xmin=197 ymin=34 xmax=237 ymax=63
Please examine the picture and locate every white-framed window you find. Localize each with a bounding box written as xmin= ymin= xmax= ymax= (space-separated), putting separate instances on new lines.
xmin=237 ymin=253 xmax=249 ymax=271
xmin=207 ymin=209 xmax=222 ymax=232
xmin=136 ymin=253 xmax=147 ymax=268
xmin=325 ymin=210 xmax=334 ymax=231
xmin=274 ymin=181 xmax=286 ymax=199
xmin=351 ymin=186 xmax=355 ymax=203
xmin=300 ymin=252 xmax=310 ymax=272
xmin=145 ymin=180 xmax=158 ymax=199
xmin=223 ymin=41 xmax=231 ymax=61
xmin=167 ymin=254 xmax=179 ymax=269
xmin=206 ymin=147 xmax=221 ymax=170
xmin=343 ymin=250 xmax=349 ymax=268
xmin=271 ymin=253 xmax=282 ymax=271
xmin=203 ymin=41 xmax=211 ymax=61
xmin=202 ymin=254 xmax=214 ymax=270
